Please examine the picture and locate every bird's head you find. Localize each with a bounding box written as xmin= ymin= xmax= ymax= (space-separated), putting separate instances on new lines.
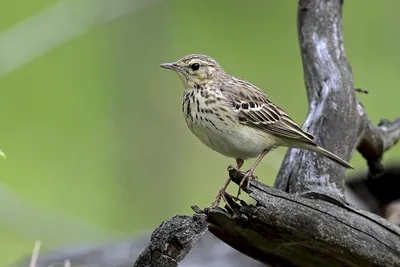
xmin=160 ymin=54 xmax=227 ymax=88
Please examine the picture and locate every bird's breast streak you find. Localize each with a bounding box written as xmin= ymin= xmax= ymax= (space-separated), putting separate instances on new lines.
xmin=181 ymin=89 xmax=275 ymax=159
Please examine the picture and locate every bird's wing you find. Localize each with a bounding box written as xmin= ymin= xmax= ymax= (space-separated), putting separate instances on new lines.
xmin=221 ymin=78 xmax=316 ymax=144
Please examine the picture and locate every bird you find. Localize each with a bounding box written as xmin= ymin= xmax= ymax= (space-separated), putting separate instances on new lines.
xmin=160 ymin=54 xmax=353 ymax=208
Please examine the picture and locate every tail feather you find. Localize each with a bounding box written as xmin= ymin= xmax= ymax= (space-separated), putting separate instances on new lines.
xmin=302 ymin=144 xmax=354 ymax=169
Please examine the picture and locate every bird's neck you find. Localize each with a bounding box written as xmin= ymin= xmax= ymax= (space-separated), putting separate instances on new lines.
xmin=183 ymin=80 xmax=213 ymax=91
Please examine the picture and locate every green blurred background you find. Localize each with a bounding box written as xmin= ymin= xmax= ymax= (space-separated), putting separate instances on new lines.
xmin=1 ymin=0 xmax=399 ymax=265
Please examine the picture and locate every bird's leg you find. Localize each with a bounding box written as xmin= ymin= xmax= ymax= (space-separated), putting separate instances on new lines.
xmin=237 ymin=150 xmax=268 ymax=197
xmin=210 ymin=159 xmax=244 ymax=208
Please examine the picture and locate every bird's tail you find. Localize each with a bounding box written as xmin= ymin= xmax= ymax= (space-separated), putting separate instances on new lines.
xmin=300 ymin=143 xmax=354 ymax=169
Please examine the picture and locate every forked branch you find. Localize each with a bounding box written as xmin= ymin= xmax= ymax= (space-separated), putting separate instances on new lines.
xmin=274 ymin=0 xmax=358 ymax=202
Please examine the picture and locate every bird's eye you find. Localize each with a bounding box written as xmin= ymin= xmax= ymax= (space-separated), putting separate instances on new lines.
xmin=190 ymin=63 xmax=200 ymax=71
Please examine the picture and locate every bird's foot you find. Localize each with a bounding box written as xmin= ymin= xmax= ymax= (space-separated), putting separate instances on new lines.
xmin=237 ymin=170 xmax=257 ymax=197
xmin=209 ymin=188 xmax=238 ymax=209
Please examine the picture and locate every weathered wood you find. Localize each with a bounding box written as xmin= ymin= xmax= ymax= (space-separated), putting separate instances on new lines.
xmin=14 ymin=167 xmax=400 ymax=267
xmin=356 ymin=109 xmax=400 ymax=176
xmin=205 ymin=168 xmax=400 ymax=267
xmin=133 ymin=215 xmax=207 ymax=267
xmin=274 ymin=0 xmax=358 ymax=202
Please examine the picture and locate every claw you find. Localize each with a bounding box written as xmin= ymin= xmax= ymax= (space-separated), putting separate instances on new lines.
xmin=210 ymin=189 xmax=234 ymax=210
xmin=210 ymin=191 xmax=223 ymax=208
xmin=210 ymin=159 xmax=245 ymax=209
xmin=237 ymin=170 xmax=256 ymax=197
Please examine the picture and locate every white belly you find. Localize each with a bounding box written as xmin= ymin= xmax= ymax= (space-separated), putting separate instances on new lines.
xmin=185 ymin=112 xmax=278 ymax=160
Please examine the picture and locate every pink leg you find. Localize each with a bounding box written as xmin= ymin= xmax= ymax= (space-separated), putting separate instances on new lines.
xmin=237 ymin=150 xmax=268 ymax=197
xmin=210 ymin=159 xmax=244 ymax=208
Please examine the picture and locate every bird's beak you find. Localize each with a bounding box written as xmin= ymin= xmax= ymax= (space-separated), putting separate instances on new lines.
xmin=160 ymin=62 xmax=181 ymax=72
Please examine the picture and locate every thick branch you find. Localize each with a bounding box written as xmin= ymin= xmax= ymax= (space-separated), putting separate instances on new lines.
xmin=133 ymin=215 xmax=207 ymax=267
xmin=274 ymin=0 xmax=358 ymax=202
xmin=205 ymin=169 xmax=400 ymax=267
xmin=14 ymin=165 xmax=400 ymax=267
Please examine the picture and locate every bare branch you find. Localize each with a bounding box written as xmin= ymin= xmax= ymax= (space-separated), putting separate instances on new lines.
xmin=133 ymin=215 xmax=207 ymax=267
xmin=274 ymin=0 xmax=358 ymax=203
xmin=204 ymin=168 xmax=400 ymax=267
xmin=15 ymin=168 xmax=400 ymax=267
xmin=357 ymin=103 xmax=400 ymax=175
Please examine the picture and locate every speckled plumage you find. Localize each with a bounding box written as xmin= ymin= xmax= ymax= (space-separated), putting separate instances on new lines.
xmin=160 ymin=54 xmax=353 ymax=207
xmin=181 ymin=79 xmax=282 ymax=160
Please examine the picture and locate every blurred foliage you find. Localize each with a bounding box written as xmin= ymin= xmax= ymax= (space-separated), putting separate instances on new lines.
xmin=0 ymin=0 xmax=399 ymax=265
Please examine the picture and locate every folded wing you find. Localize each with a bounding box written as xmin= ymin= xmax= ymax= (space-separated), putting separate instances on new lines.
xmin=221 ymin=79 xmax=316 ymax=145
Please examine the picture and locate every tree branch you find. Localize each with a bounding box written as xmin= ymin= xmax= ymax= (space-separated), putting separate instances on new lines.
xmin=204 ymin=169 xmax=400 ymax=267
xmin=274 ymin=0 xmax=358 ymax=203
xmin=133 ymin=215 xmax=207 ymax=267
xmin=356 ymin=103 xmax=400 ymax=176
xmin=14 ymin=165 xmax=400 ymax=267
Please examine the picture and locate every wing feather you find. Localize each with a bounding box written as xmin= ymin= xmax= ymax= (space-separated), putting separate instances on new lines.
xmin=221 ymin=78 xmax=315 ymax=144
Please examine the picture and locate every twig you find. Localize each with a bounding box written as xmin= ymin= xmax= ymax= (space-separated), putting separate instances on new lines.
xmin=29 ymin=240 xmax=41 ymax=267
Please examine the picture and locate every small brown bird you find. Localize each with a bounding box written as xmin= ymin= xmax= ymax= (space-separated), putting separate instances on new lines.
xmin=161 ymin=54 xmax=353 ymax=207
